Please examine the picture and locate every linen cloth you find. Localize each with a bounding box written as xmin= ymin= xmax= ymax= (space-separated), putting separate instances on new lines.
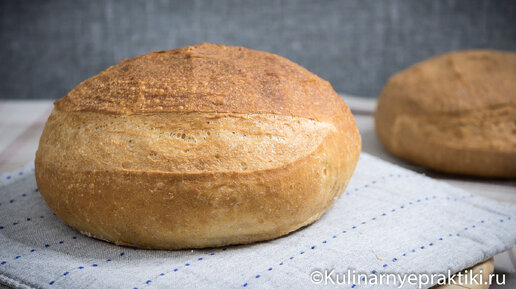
xmin=0 ymin=153 xmax=515 ymax=289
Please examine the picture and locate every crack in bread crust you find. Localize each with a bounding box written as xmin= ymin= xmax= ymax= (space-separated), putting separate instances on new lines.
xmin=37 ymin=109 xmax=336 ymax=173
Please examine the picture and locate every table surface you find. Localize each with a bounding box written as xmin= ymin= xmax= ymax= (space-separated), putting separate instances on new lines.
xmin=0 ymin=96 xmax=514 ymax=287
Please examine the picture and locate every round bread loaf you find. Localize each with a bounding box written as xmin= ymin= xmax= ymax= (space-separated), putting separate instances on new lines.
xmin=35 ymin=43 xmax=361 ymax=249
xmin=375 ymin=50 xmax=516 ymax=178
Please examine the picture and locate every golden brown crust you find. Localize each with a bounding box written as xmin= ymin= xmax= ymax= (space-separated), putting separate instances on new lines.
xmin=376 ymin=50 xmax=516 ymax=178
xmin=36 ymin=110 xmax=360 ymax=249
xmin=35 ymin=43 xmax=361 ymax=249
xmin=55 ymin=43 xmax=343 ymax=123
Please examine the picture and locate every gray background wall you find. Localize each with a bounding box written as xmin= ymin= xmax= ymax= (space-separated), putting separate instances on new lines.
xmin=1 ymin=0 xmax=515 ymax=100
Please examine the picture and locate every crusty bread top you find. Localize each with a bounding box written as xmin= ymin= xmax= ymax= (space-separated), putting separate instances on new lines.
xmin=381 ymin=50 xmax=516 ymax=116
xmin=55 ymin=43 xmax=345 ymax=122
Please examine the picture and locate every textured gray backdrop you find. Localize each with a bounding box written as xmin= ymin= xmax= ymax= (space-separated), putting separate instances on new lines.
xmin=1 ymin=0 xmax=515 ymax=99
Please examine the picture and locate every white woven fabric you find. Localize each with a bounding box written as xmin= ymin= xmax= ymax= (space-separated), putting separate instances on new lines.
xmin=0 ymin=153 xmax=515 ymax=289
